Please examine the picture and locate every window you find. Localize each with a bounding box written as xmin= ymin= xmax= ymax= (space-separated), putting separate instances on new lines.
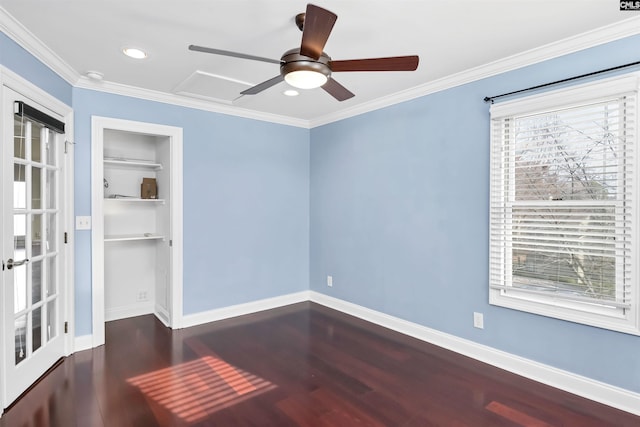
xmin=489 ymin=73 xmax=640 ymax=335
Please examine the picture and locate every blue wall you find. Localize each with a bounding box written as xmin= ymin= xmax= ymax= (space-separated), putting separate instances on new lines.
xmin=0 ymin=32 xmax=72 ymax=105
xmin=309 ymin=34 xmax=640 ymax=393
xmin=72 ymin=90 xmax=310 ymax=333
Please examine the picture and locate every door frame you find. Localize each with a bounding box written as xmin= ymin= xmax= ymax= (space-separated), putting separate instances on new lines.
xmin=0 ymin=66 xmax=75 ymax=413
xmin=91 ymin=116 xmax=183 ymax=347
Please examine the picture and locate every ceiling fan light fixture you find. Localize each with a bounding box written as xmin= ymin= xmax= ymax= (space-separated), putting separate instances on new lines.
xmin=284 ymin=70 xmax=327 ymax=89
xmin=280 ymin=49 xmax=331 ymax=90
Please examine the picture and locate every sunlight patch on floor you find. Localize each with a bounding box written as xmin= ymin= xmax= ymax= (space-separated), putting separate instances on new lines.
xmin=127 ymin=356 xmax=276 ymax=423
xmin=486 ymin=401 xmax=552 ymax=427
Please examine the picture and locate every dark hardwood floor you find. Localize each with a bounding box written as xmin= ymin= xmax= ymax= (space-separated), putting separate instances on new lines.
xmin=1 ymin=301 xmax=638 ymax=426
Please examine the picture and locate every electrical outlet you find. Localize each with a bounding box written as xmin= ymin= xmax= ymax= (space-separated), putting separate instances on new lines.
xmin=473 ymin=312 xmax=484 ymax=329
xmin=137 ymin=291 xmax=148 ymax=302
xmin=327 ymin=275 xmax=333 ymax=287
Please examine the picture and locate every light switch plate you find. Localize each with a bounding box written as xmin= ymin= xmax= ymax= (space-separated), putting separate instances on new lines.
xmin=76 ymin=216 xmax=91 ymax=230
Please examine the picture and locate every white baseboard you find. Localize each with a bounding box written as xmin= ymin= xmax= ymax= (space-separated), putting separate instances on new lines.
xmin=73 ymin=334 xmax=93 ymax=352
xmin=105 ymin=303 xmax=154 ymax=322
xmin=154 ymin=305 xmax=171 ymax=327
xmin=76 ymin=292 xmax=311 ymax=351
xmin=181 ymin=291 xmax=310 ymax=328
xmin=309 ymin=291 xmax=640 ymax=417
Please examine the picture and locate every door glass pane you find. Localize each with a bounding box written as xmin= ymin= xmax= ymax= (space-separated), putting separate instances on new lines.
xmin=32 ymin=166 xmax=42 ymax=209
xmin=46 ymin=213 xmax=56 ymax=252
xmin=14 ymin=264 xmax=27 ymax=314
xmin=47 ymin=256 xmax=57 ymax=296
xmin=15 ymin=315 xmax=27 ymax=365
xmin=14 ymin=115 xmax=26 ymax=159
xmin=14 ymin=214 xmax=27 ymax=313
xmin=32 ymin=260 xmax=42 ymax=304
xmin=46 ymin=130 xmax=56 ymax=166
xmin=32 ymin=307 xmax=42 ymax=353
xmin=47 ymin=300 xmax=57 ymax=341
xmin=31 ymin=122 xmax=42 ymax=163
xmin=47 ymin=169 xmax=56 ymax=209
xmin=32 ymin=214 xmax=43 ymax=256
xmin=14 ymin=214 xmax=26 ymax=252
xmin=14 ymin=164 xmax=26 ymax=209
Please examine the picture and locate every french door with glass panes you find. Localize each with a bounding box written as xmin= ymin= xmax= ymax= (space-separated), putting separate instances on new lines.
xmin=2 ymin=88 xmax=67 ymax=407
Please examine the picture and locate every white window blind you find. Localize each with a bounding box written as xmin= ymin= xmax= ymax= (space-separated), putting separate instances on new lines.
xmin=489 ymin=74 xmax=640 ymax=334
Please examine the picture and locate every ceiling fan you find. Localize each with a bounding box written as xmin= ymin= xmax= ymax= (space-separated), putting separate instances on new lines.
xmin=188 ymin=3 xmax=419 ymax=101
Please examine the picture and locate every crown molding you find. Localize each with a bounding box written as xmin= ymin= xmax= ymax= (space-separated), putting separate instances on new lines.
xmin=0 ymin=6 xmax=80 ymax=85
xmin=309 ymin=15 xmax=640 ymax=128
xmin=3 ymin=3 xmax=640 ymax=129
xmin=74 ymin=77 xmax=310 ymax=128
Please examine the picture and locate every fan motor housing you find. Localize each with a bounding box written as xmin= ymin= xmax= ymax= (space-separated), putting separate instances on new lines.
xmin=280 ymin=48 xmax=332 ymax=79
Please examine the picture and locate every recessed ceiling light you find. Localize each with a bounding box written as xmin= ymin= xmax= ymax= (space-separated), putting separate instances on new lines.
xmin=122 ymin=47 xmax=147 ymax=59
xmin=283 ymin=89 xmax=299 ymax=97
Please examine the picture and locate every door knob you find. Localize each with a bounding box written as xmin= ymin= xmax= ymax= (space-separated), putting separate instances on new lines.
xmin=6 ymin=258 xmax=29 ymax=270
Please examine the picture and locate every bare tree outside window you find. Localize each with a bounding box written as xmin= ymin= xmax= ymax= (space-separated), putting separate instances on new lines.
xmin=509 ymin=101 xmax=622 ymax=302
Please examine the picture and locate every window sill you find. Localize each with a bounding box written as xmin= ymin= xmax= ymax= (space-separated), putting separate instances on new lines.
xmin=490 ymin=289 xmax=640 ymax=336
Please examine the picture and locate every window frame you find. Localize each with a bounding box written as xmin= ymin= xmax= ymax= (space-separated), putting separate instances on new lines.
xmin=489 ymin=72 xmax=640 ymax=335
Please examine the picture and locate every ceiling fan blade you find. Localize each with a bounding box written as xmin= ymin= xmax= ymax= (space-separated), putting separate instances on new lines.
xmin=330 ymin=56 xmax=419 ymax=72
xmin=240 ymin=75 xmax=284 ymax=95
xmin=188 ymin=45 xmax=281 ymax=65
xmin=322 ymin=78 xmax=355 ymax=102
xmin=299 ymin=4 xmax=337 ymax=60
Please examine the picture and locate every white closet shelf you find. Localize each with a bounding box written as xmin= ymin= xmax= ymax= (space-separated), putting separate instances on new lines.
xmin=104 ymin=234 xmax=165 ymax=242
xmin=104 ymin=197 xmax=165 ymax=203
xmin=104 ymin=158 xmax=163 ymax=170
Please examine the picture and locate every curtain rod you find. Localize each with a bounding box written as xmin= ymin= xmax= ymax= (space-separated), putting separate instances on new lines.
xmin=483 ymin=60 xmax=640 ymax=104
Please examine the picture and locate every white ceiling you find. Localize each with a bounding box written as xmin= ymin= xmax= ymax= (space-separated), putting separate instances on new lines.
xmin=1 ymin=1 xmax=638 ymax=125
